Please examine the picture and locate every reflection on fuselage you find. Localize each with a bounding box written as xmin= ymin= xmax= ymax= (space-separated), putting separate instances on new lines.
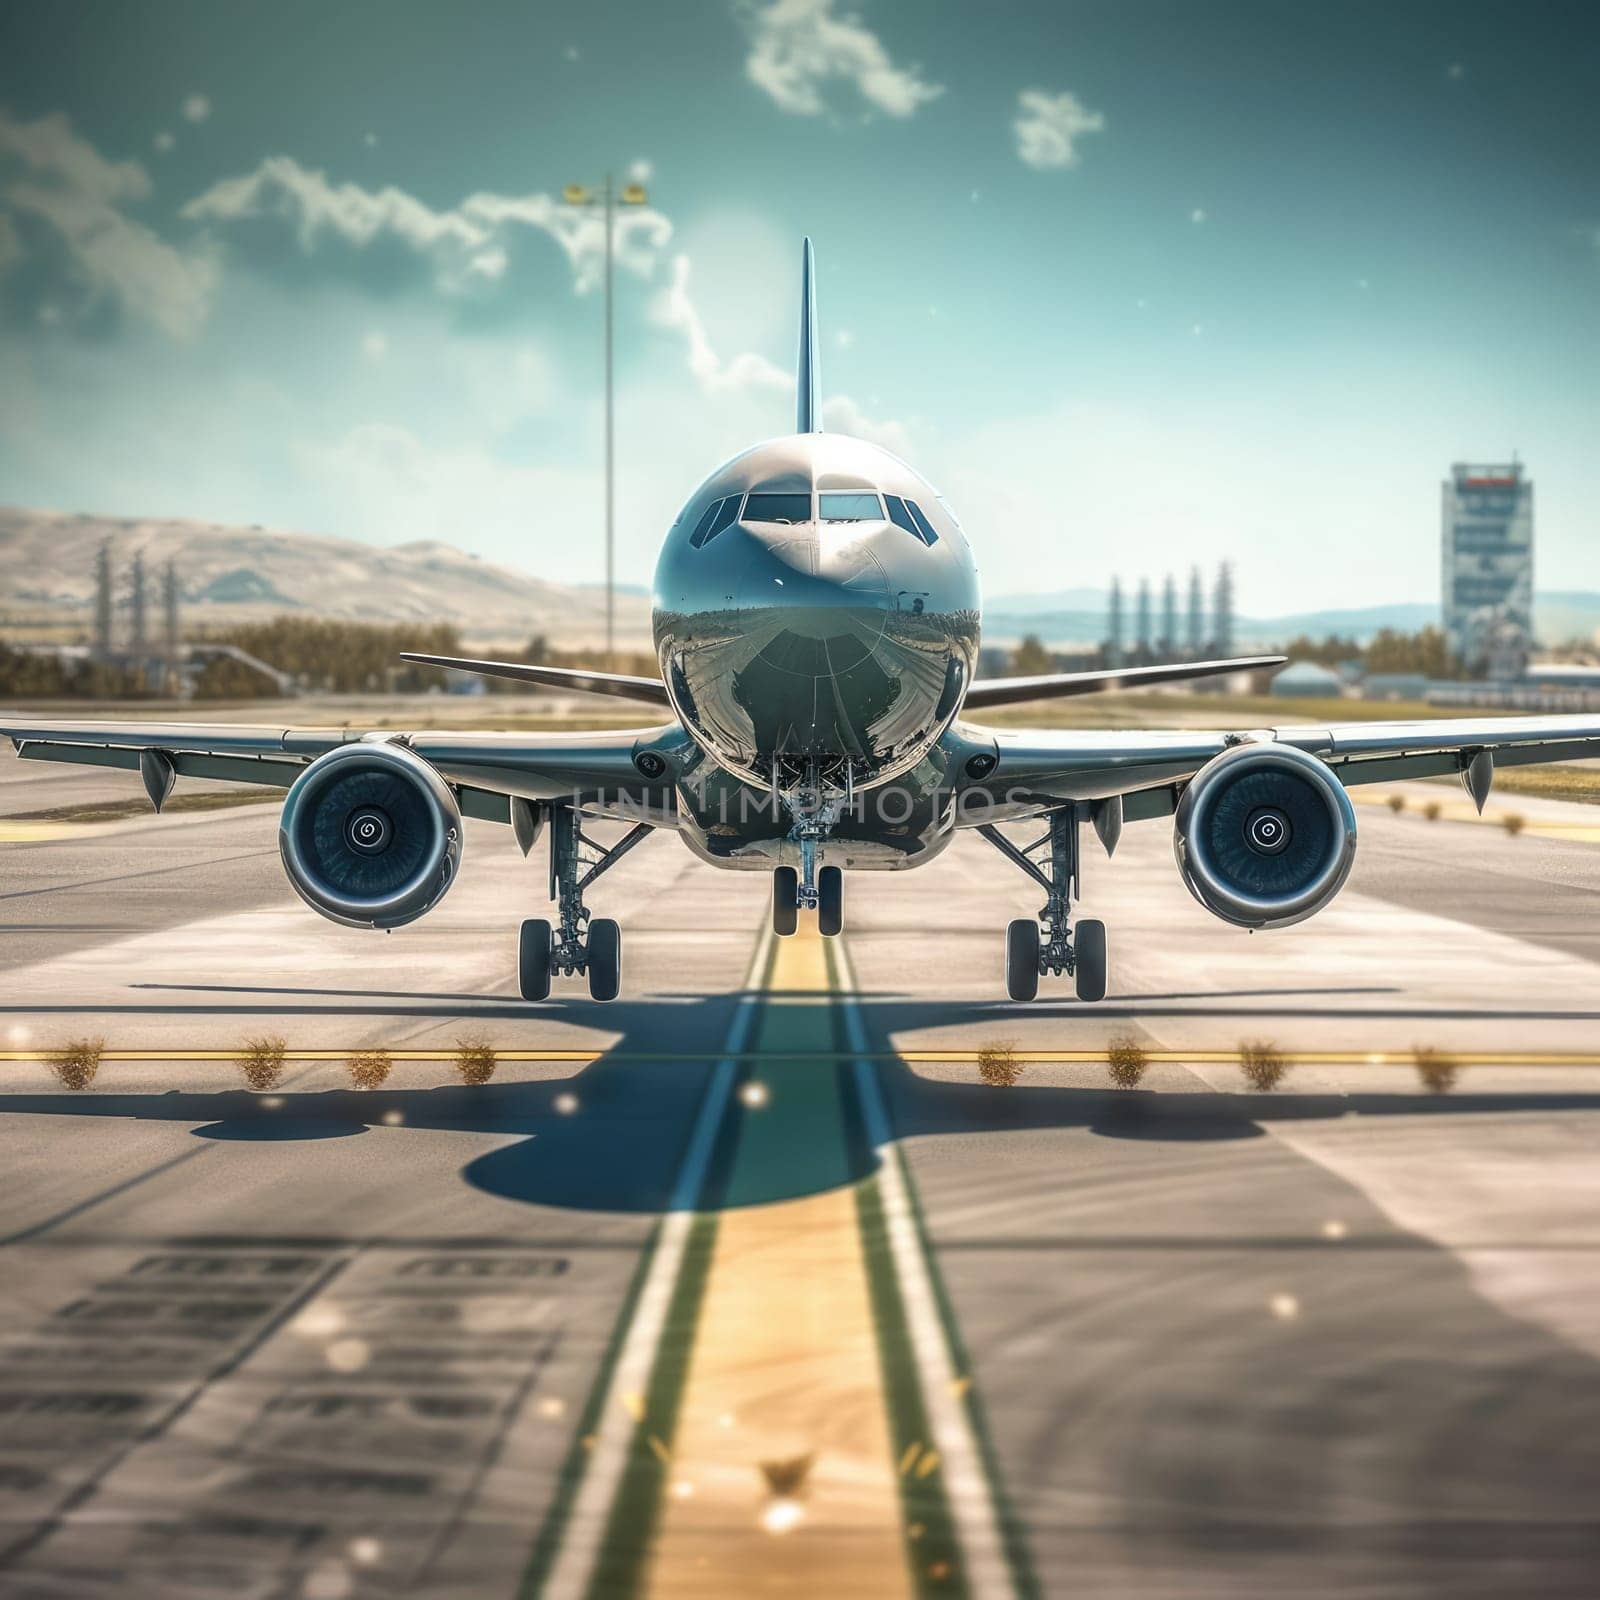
xmin=653 ymin=433 xmax=981 ymax=798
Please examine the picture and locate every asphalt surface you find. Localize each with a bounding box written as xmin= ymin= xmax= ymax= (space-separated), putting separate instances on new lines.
xmin=2 ymin=746 xmax=1600 ymax=1597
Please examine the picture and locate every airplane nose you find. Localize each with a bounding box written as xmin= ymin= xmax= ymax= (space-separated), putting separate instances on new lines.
xmin=736 ymin=528 xmax=891 ymax=672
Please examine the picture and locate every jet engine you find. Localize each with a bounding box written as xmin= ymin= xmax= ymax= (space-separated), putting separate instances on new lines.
xmin=278 ymin=742 xmax=462 ymax=929
xmin=1173 ymin=743 xmax=1356 ymax=929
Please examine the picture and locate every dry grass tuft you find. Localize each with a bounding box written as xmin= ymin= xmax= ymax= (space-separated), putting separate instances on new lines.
xmin=453 ymin=1034 xmax=498 ymax=1086
xmin=45 ymin=1036 xmax=103 ymax=1091
xmin=1501 ymin=811 xmax=1526 ymax=836
xmin=976 ymin=1041 xmax=1024 ymax=1088
xmin=1106 ymin=1034 xmax=1149 ymax=1089
xmin=1385 ymin=794 xmax=1406 ymax=814
xmin=235 ymin=1034 xmax=288 ymax=1092
xmin=1414 ymin=1047 xmax=1459 ymax=1094
xmin=346 ymin=1049 xmax=393 ymax=1090
xmin=1240 ymin=1039 xmax=1289 ymax=1093
xmin=1421 ymin=800 xmax=1442 ymax=821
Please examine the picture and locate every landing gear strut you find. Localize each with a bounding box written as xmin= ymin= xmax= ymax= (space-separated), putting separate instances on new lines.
xmin=980 ymin=807 xmax=1107 ymax=1003
xmin=771 ymin=757 xmax=847 ymax=939
xmin=518 ymin=803 xmax=650 ymax=1002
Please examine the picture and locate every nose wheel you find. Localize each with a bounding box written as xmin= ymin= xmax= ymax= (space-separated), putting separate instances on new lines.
xmin=772 ymin=862 xmax=843 ymax=937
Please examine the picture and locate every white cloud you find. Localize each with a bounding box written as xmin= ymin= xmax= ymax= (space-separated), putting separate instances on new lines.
xmin=740 ymin=0 xmax=943 ymax=118
xmin=182 ymin=93 xmax=211 ymax=124
xmin=650 ymin=254 xmax=791 ymax=396
xmin=628 ymin=159 xmax=653 ymax=184
xmin=1012 ymin=88 xmax=1105 ymax=170
xmin=183 ymin=156 xmax=673 ymax=294
xmin=0 ymin=109 xmax=217 ymax=338
xmin=153 ymin=131 xmax=176 ymax=154
xmin=649 ymin=253 xmax=909 ymax=452
xmin=360 ymin=330 xmax=388 ymax=360
xmin=1190 ymin=206 xmax=1207 ymax=224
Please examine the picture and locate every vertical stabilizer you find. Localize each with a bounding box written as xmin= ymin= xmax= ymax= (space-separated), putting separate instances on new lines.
xmin=796 ymin=237 xmax=820 ymax=433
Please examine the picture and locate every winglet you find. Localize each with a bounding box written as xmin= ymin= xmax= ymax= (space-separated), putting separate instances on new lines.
xmin=796 ymin=237 xmax=820 ymax=433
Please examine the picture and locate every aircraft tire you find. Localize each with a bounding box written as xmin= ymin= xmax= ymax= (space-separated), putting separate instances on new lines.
xmin=818 ymin=865 xmax=843 ymax=937
xmin=1005 ymin=918 xmax=1040 ymax=1002
xmin=773 ymin=867 xmax=799 ymax=937
xmin=587 ymin=917 xmax=622 ymax=1002
xmin=1074 ymin=919 xmax=1107 ymax=1002
xmin=519 ymin=918 xmax=553 ymax=1001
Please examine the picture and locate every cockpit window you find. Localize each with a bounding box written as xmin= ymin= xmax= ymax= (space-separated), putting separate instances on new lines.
xmin=688 ymin=499 xmax=722 ymax=548
xmin=905 ymin=500 xmax=939 ymax=545
xmin=703 ymin=494 xmax=742 ymax=545
xmin=742 ymin=492 xmax=812 ymax=524
xmin=818 ymin=491 xmax=882 ymax=521
xmin=883 ymin=494 xmax=917 ymax=536
xmin=884 ymin=494 xmax=938 ymax=545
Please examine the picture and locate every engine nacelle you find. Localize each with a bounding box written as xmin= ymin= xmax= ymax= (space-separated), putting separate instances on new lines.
xmin=279 ymin=742 xmax=462 ymax=929
xmin=1173 ymin=743 xmax=1356 ymax=929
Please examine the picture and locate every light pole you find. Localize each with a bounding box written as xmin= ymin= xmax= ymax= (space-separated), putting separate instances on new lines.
xmin=563 ymin=175 xmax=648 ymax=669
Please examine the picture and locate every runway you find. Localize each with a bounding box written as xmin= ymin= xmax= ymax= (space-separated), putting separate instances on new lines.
xmin=2 ymin=748 xmax=1600 ymax=1598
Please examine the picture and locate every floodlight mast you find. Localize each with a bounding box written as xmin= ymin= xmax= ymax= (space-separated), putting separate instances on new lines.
xmin=562 ymin=174 xmax=650 ymax=667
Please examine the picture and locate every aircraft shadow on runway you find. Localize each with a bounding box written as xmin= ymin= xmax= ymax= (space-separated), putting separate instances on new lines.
xmin=3 ymin=984 xmax=1600 ymax=1216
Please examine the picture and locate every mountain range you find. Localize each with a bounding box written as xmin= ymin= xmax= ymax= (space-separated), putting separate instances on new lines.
xmin=0 ymin=507 xmax=651 ymax=649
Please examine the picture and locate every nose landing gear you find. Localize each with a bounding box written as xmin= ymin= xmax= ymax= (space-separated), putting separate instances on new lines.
xmin=981 ymin=807 xmax=1109 ymax=1002
xmin=518 ymin=804 xmax=650 ymax=1002
xmin=771 ymin=861 xmax=844 ymax=937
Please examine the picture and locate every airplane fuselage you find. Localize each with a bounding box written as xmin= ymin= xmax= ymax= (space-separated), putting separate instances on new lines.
xmin=652 ymin=431 xmax=980 ymax=869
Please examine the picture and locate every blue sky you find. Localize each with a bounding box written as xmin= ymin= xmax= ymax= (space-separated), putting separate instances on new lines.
xmin=1 ymin=0 xmax=1596 ymax=610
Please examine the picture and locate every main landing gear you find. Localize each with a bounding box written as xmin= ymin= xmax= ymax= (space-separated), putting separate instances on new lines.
xmin=980 ymin=807 xmax=1108 ymax=1003
xmin=518 ymin=803 xmax=651 ymax=1002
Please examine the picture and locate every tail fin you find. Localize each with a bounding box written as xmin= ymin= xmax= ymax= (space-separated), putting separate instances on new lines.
xmin=796 ymin=237 xmax=820 ymax=433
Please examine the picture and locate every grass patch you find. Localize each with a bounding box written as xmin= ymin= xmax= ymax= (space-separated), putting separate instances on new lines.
xmin=1501 ymin=811 xmax=1526 ymax=836
xmin=453 ymin=1034 xmax=498 ymax=1086
xmin=1422 ymin=799 xmax=1442 ymax=820
xmin=45 ymin=1036 xmax=104 ymax=1090
xmin=1239 ymin=1039 xmax=1289 ymax=1093
xmin=235 ymin=1034 xmax=288 ymax=1091
xmin=976 ymin=1041 xmax=1023 ymax=1087
xmin=1106 ymin=1034 xmax=1148 ymax=1089
xmin=1385 ymin=793 xmax=1406 ymax=813
xmin=10 ymin=789 xmax=277 ymax=825
xmin=1430 ymin=764 xmax=1600 ymax=808
xmin=1414 ymin=1047 xmax=1460 ymax=1094
xmin=346 ymin=1049 xmax=392 ymax=1090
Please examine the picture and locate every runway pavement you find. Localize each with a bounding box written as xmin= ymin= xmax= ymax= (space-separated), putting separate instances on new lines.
xmin=2 ymin=743 xmax=1599 ymax=1598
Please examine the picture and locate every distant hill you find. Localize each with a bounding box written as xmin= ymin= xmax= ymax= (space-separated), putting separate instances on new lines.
xmin=0 ymin=507 xmax=651 ymax=649
xmin=985 ymin=590 xmax=1600 ymax=648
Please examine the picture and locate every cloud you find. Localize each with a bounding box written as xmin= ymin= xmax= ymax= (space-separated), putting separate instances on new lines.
xmin=1012 ymin=88 xmax=1105 ymax=170
xmin=153 ymin=131 xmax=176 ymax=154
xmin=0 ymin=211 xmax=19 ymax=275
xmin=0 ymin=109 xmax=217 ymax=338
xmin=740 ymin=0 xmax=943 ymax=118
xmin=183 ymin=156 xmax=672 ymax=294
xmin=649 ymin=253 xmax=909 ymax=452
xmin=182 ymin=93 xmax=211 ymax=124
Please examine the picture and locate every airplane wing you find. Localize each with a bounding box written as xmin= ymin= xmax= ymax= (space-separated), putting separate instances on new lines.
xmin=0 ymin=717 xmax=686 ymax=824
xmin=963 ymin=655 xmax=1285 ymax=709
xmin=398 ymin=653 xmax=671 ymax=705
xmin=957 ymin=712 xmax=1600 ymax=822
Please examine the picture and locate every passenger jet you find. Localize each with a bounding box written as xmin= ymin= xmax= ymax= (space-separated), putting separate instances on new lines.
xmin=7 ymin=242 xmax=1599 ymax=1001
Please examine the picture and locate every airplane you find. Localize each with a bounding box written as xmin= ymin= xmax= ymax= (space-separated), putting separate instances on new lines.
xmin=6 ymin=239 xmax=1600 ymax=1004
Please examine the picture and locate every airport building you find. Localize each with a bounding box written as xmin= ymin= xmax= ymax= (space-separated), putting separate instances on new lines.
xmin=1441 ymin=461 xmax=1533 ymax=671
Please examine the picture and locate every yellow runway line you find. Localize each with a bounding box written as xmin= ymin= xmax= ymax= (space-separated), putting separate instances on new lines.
xmin=644 ymin=927 xmax=911 ymax=1599
xmin=0 ymin=821 xmax=82 ymax=842
xmin=5 ymin=1049 xmax=1600 ymax=1068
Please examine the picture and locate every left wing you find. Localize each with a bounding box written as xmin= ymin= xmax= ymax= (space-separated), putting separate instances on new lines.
xmin=0 ymin=717 xmax=687 ymax=823
xmin=963 ymin=655 xmax=1285 ymax=709
xmin=954 ymin=712 xmax=1600 ymax=821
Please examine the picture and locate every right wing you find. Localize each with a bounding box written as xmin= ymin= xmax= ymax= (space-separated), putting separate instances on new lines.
xmin=398 ymin=653 xmax=670 ymax=706
xmin=1 ymin=717 xmax=687 ymax=824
